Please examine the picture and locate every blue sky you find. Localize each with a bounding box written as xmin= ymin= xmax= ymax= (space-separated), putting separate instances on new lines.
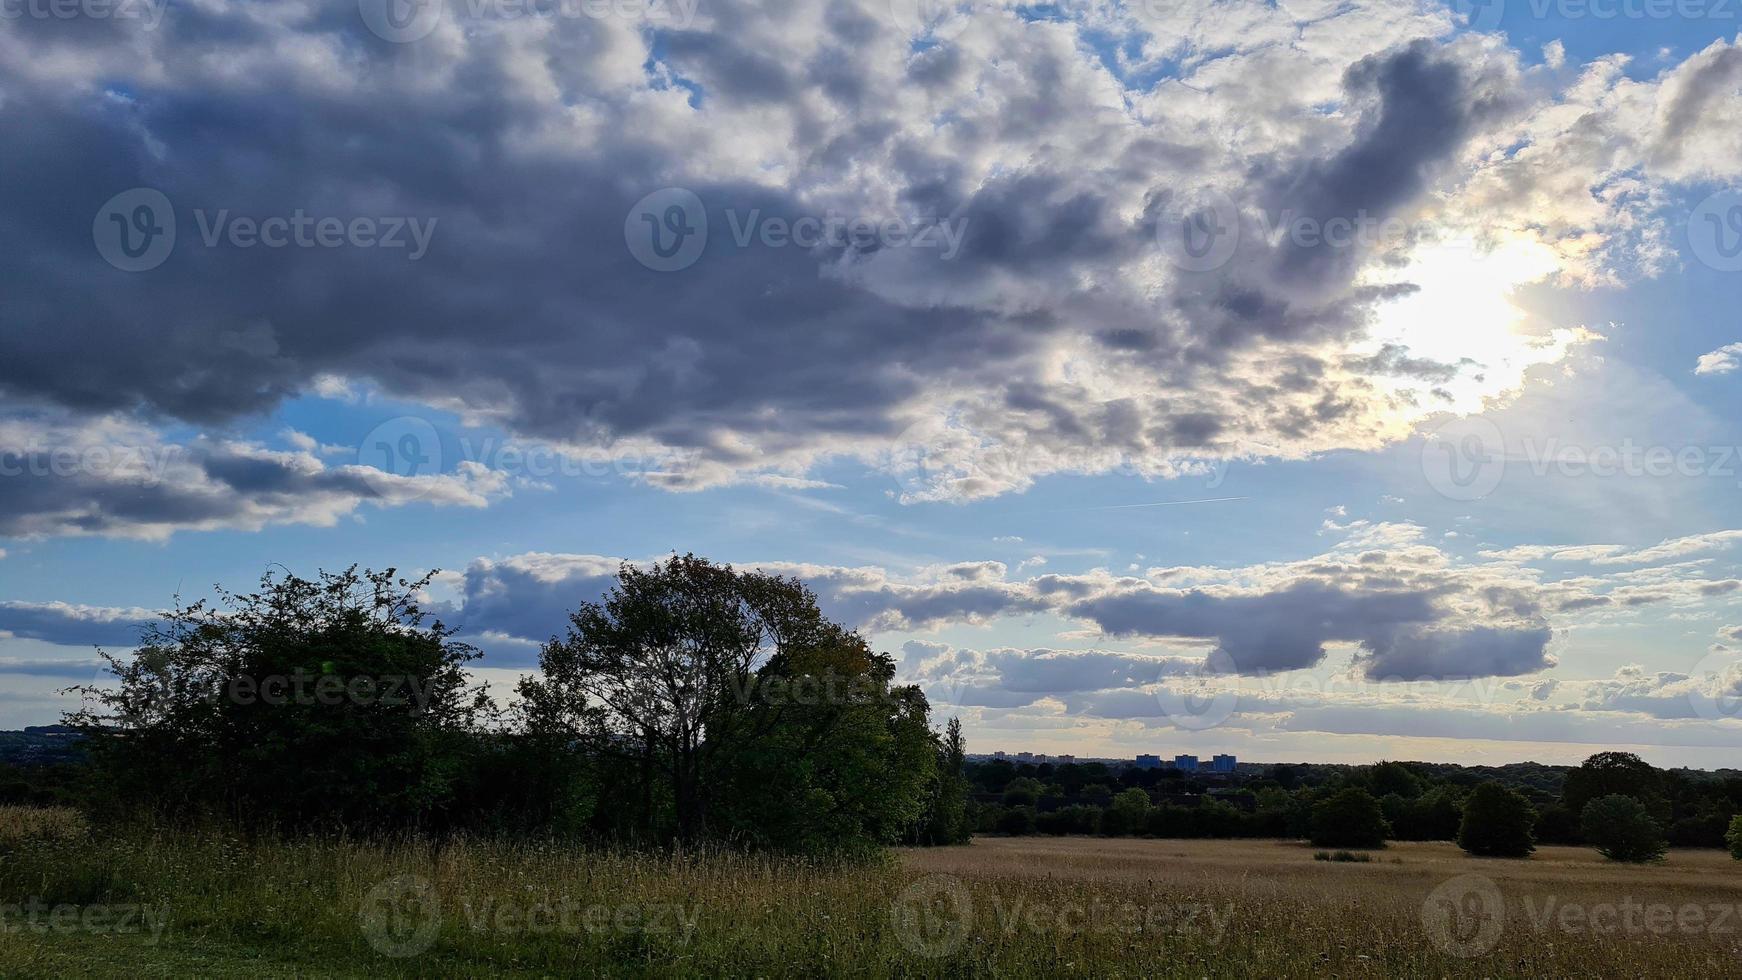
xmin=2 ymin=0 xmax=1740 ymax=767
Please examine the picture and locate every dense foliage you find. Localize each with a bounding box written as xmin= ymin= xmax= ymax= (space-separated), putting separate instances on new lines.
xmin=62 ymin=558 xmax=968 ymax=854
xmin=1580 ymin=794 xmax=1669 ymax=863
xmin=962 ymin=751 xmax=1735 ymax=860
xmin=1457 ymin=781 xmax=1537 ymax=857
xmin=1308 ymin=787 xmax=1390 ymax=849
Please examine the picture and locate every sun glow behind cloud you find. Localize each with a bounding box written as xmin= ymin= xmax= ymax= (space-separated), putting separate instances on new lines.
xmin=1365 ymin=236 xmax=1585 ymax=414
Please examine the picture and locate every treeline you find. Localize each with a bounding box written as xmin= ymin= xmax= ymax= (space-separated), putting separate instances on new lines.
xmin=52 ymin=558 xmax=972 ymax=855
xmin=969 ymin=754 xmax=1742 ymax=860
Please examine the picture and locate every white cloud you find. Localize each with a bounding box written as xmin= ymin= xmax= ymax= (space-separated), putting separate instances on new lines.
xmin=1695 ymin=343 xmax=1742 ymax=376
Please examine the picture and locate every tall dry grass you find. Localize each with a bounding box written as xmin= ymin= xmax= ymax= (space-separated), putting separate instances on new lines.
xmin=3 ymin=831 xmax=1741 ymax=976
xmin=0 ymin=805 xmax=88 ymax=846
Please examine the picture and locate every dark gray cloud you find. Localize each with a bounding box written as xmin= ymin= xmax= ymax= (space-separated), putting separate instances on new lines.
xmin=0 ymin=4 xmax=1568 ymax=525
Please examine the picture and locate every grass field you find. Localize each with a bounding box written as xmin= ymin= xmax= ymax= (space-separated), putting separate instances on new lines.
xmin=4 ymin=822 xmax=1742 ymax=977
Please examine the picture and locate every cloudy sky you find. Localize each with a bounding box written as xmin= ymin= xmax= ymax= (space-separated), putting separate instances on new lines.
xmin=3 ymin=0 xmax=1741 ymax=766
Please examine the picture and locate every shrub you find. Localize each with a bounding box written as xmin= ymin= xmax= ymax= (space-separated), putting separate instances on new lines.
xmin=996 ymin=806 xmax=1037 ymax=835
xmin=1580 ymin=794 xmax=1667 ymax=863
xmin=1308 ymin=787 xmax=1389 ymax=849
xmin=1457 ymin=782 xmax=1536 ymax=857
xmin=1313 ymin=850 xmax=1370 ymax=862
xmin=1726 ymin=814 xmax=1742 ymax=860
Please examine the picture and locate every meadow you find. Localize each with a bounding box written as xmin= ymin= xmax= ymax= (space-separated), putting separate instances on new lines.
xmin=4 ymin=811 xmax=1742 ymax=977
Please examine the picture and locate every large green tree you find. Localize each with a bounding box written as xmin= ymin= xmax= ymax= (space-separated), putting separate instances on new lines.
xmin=1309 ymin=787 xmax=1390 ymax=848
xmin=66 ymin=567 xmax=491 ymax=830
xmin=518 ymin=554 xmax=940 ymax=852
xmin=1581 ymin=794 xmax=1668 ymax=863
xmin=1563 ymin=752 xmax=1668 ymax=825
xmin=1457 ymin=782 xmax=1537 ymax=857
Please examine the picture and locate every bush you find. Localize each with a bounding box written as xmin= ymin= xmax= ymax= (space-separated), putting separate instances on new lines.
xmin=1726 ymin=814 xmax=1742 ymax=860
xmin=1308 ymin=787 xmax=1389 ymax=849
xmin=1580 ymin=794 xmax=1667 ymax=863
xmin=1313 ymin=850 xmax=1370 ymax=863
xmin=996 ymin=806 xmax=1037 ymax=835
xmin=1457 ymin=782 xmax=1536 ymax=857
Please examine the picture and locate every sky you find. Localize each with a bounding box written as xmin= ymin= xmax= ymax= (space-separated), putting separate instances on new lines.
xmin=2 ymin=0 xmax=1741 ymax=767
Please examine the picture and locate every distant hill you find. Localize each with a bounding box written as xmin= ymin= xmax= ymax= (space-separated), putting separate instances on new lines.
xmin=0 ymin=726 xmax=87 ymax=766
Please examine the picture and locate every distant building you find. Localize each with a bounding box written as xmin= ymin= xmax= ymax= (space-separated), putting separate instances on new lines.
xmin=1174 ymin=754 xmax=1199 ymax=772
xmin=992 ymin=750 xmax=1007 ymax=760
xmin=1135 ymin=754 xmax=1162 ymax=770
xmin=1032 ymin=754 xmax=1048 ymax=764
xmin=1055 ymin=754 xmax=1076 ymax=764
xmin=1016 ymin=751 xmax=1034 ymax=763
xmin=1211 ymin=754 xmax=1236 ymax=773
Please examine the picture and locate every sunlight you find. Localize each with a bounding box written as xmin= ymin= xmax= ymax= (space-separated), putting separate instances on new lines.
xmin=1364 ymin=235 xmax=1576 ymax=414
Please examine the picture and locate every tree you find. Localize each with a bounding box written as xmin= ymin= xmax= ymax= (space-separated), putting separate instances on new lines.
xmin=1101 ymin=787 xmax=1152 ymax=836
xmin=1581 ymin=794 xmax=1668 ymax=863
xmin=912 ymin=717 xmax=972 ymax=845
xmin=1457 ymin=782 xmax=1536 ymax=857
xmin=519 ymin=554 xmax=939 ymax=852
xmin=66 ymin=567 xmax=491 ymax=830
xmin=1003 ymin=776 xmax=1046 ymax=807
xmin=1564 ymin=752 xmax=1668 ymax=824
xmin=1309 ymin=787 xmax=1390 ymax=848
xmin=1725 ymin=814 xmax=1742 ymax=860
